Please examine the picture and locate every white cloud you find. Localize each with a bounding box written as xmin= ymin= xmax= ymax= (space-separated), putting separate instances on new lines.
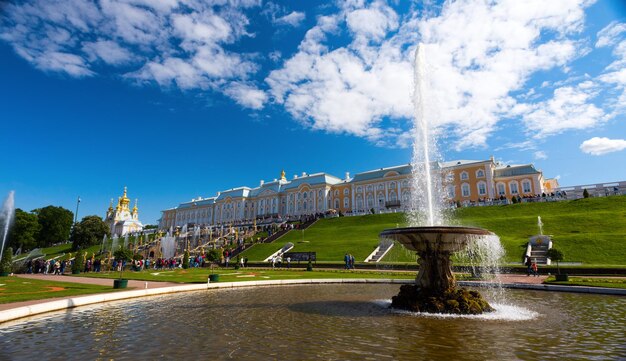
xmin=267 ymin=0 xmax=592 ymax=147
xmin=580 ymin=137 xmax=626 ymax=155
xmin=533 ymin=151 xmax=548 ymax=160
xmin=596 ymin=21 xmax=626 ymax=48
xmin=275 ymin=11 xmax=305 ymax=27
xmin=82 ymin=40 xmax=134 ymax=65
xmin=224 ymin=82 xmax=267 ymax=109
xmin=0 ymin=0 xmax=260 ymax=99
xmin=522 ymin=82 xmax=604 ymax=138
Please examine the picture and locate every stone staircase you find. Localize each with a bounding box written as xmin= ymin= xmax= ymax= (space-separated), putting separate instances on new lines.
xmin=365 ymin=240 xmax=394 ymax=263
xmin=529 ymin=243 xmax=550 ymax=265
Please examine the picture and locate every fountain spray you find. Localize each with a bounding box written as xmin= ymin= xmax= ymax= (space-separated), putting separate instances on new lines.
xmin=0 ymin=191 xmax=15 ymax=262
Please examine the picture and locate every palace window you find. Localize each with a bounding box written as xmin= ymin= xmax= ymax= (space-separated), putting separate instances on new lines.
xmin=477 ymin=182 xmax=487 ymax=196
xmin=461 ymin=183 xmax=471 ymax=197
xmin=343 ymin=188 xmax=349 ymax=196
xmin=509 ymin=182 xmax=519 ymax=195
xmin=389 ymin=191 xmax=397 ymax=201
xmin=497 ymin=183 xmax=506 ymax=196
xmin=334 ymin=199 xmax=340 ymax=209
xmin=357 ymin=198 xmax=363 ymax=210
xmin=378 ymin=184 xmax=384 ymax=190
xmin=303 ymin=192 xmax=307 ymax=199
xmin=447 ymin=185 xmax=455 ymax=198
xmin=356 ymin=186 xmax=362 ymax=193
xmin=367 ymin=195 xmax=374 ymax=208
xmin=343 ymin=198 xmax=349 ymax=208
xmin=318 ymin=189 xmax=323 ymax=197
xmin=367 ymin=185 xmax=373 ymax=192
xmin=460 ymin=171 xmax=469 ymax=180
xmin=476 ymin=169 xmax=485 ymax=178
xmin=334 ymin=190 xmax=339 ymax=196
xmin=402 ymin=180 xmax=408 ymax=188
xmin=522 ymin=180 xmax=532 ymax=193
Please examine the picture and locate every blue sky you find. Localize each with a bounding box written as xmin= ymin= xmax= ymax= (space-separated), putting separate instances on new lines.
xmin=1 ymin=0 xmax=625 ymax=224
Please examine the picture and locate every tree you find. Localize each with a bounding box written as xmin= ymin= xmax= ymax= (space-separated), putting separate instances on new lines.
xmin=583 ymin=189 xmax=590 ymax=198
xmin=7 ymin=209 xmax=41 ymax=251
xmin=182 ymin=250 xmax=190 ymax=269
xmin=72 ymin=249 xmax=85 ymax=274
xmin=71 ymin=215 xmax=110 ymax=251
xmin=34 ymin=206 xmax=73 ymax=247
xmin=0 ymin=247 xmax=13 ymax=275
xmin=546 ymin=248 xmax=564 ymax=274
xmin=113 ymin=247 xmax=134 ymax=279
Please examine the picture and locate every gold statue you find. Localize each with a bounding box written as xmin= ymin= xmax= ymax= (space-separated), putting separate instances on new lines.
xmin=280 ymin=169 xmax=286 ymax=180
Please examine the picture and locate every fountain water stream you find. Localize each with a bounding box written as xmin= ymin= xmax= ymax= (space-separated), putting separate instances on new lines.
xmin=380 ymin=44 xmax=503 ymax=314
xmin=0 ymin=191 xmax=15 ymax=262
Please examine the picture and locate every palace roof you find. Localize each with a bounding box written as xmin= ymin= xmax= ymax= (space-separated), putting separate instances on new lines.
xmin=351 ymin=164 xmax=411 ymax=183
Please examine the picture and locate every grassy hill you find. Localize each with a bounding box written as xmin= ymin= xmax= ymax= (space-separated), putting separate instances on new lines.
xmin=241 ymin=196 xmax=626 ymax=266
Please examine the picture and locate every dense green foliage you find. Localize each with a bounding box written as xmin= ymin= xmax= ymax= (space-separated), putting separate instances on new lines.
xmin=1 ymin=247 xmax=13 ymax=274
xmin=72 ymin=250 xmax=85 ymax=273
xmin=34 ymin=206 xmax=73 ymax=246
xmin=71 ymin=215 xmax=110 ymax=251
xmin=182 ymin=250 xmax=190 ymax=269
xmin=7 ymin=209 xmax=40 ymax=251
xmin=241 ymin=196 xmax=626 ymax=265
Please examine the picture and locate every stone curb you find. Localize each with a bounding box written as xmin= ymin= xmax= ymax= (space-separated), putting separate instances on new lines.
xmin=458 ymin=281 xmax=626 ymax=296
xmin=2 ymin=278 xmax=623 ymax=324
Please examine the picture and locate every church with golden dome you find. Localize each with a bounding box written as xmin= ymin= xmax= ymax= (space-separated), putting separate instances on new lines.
xmin=105 ymin=187 xmax=144 ymax=236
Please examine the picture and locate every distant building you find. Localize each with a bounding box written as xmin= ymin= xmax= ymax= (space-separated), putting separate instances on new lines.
xmin=105 ymin=187 xmax=144 ymax=236
xmin=159 ymin=157 xmax=557 ymax=229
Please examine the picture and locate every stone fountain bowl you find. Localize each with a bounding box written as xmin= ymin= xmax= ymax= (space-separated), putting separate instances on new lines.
xmin=379 ymin=226 xmax=494 ymax=253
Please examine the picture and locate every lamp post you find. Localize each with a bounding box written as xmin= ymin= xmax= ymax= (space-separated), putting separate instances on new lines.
xmin=74 ymin=196 xmax=81 ymax=224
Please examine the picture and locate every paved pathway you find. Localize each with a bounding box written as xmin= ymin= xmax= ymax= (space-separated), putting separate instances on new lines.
xmin=0 ymin=274 xmax=180 ymax=311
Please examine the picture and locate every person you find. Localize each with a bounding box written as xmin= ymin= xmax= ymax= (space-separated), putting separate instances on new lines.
xmin=286 ymin=256 xmax=291 ymax=269
xmin=531 ymin=260 xmax=539 ymax=277
xmin=349 ymin=254 xmax=355 ymax=270
xmin=271 ymin=256 xmax=276 ymax=269
xmin=240 ymin=256 xmax=245 ymax=268
xmin=244 ymin=257 xmax=248 ymax=268
xmin=525 ymin=256 xmax=532 ymax=276
xmin=344 ymin=253 xmax=350 ymax=270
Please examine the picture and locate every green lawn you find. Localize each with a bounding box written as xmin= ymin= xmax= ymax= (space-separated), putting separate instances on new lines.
xmin=75 ymin=267 xmax=415 ymax=283
xmin=544 ymin=276 xmax=626 ymax=289
xmin=0 ymin=276 xmax=124 ymax=304
xmin=241 ymin=213 xmax=406 ymax=262
xmin=241 ymin=196 xmax=626 ymax=265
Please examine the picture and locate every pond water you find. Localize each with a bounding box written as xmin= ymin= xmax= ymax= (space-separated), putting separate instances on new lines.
xmin=1 ymin=284 xmax=624 ymax=360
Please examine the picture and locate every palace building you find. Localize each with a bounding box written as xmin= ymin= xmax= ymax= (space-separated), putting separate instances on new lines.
xmin=159 ymin=157 xmax=557 ymax=229
xmin=105 ymin=187 xmax=144 ymax=236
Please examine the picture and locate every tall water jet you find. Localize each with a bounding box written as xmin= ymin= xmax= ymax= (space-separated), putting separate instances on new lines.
xmin=537 ymin=216 xmax=543 ymax=235
xmin=161 ymin=231 xmax=176 ymax=259
xmin=408 ymin=43 xmax=445 ymax=227
xmin=0 ymin=191 xmax=15 ymax=262
xmin=380 ymin=44 xmax=500 ymax=314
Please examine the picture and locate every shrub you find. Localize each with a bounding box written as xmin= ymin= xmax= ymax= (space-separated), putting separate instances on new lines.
xmin=182 ymin=250 xmax=190 ymax=269
xmin=72 ymin=250 xmax=85 ymax=273
xmin=1 ymin=247 xmax=13 ymax=274
xmin=583 ymin=189 xmax=590 ymax=198
xmin=546 ymin=248 xmax=564 ymax=274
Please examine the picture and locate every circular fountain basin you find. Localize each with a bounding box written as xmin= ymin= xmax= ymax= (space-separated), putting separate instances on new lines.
xmin=380 ymin=226 xmax=494 ymax=253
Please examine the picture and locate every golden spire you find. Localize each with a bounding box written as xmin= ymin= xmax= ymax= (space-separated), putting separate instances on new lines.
xmin=280 ymin=169 xmax=286 ymax=181
xmin=119 ymin=186 xmax=130 ymax=209
xmin=108 ymin=198 xmax=114 ymax=213
xmin=132 ymin=199 xmax=138 ymax=214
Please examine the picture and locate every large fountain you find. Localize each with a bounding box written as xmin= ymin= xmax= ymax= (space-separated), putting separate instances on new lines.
xmin=380 ymin=44 xmax=497 ymax=314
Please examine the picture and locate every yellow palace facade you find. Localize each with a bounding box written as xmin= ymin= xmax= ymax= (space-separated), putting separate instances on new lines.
xmin=159 ymin=157 xmax=556 ymax=229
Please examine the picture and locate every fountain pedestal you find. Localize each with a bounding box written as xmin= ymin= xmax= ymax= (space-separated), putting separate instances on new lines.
xmin=380 ymin=226 xmax=495 ymax=314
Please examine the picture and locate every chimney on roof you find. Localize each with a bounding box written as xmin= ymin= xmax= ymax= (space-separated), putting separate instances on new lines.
xmin=294 ymin=174 xmax=298 ymax=179
xmin=345 ymin=172 xmax=350 ymax=180
xmin=260 ymin=180 xmax=264 ymax=186
xmin=302 ymin=172 xmax=306 ymax=177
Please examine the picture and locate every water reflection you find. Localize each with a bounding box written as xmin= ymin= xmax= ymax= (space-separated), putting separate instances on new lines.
xmin=1 ymin=284 xmax=624 ymax=360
